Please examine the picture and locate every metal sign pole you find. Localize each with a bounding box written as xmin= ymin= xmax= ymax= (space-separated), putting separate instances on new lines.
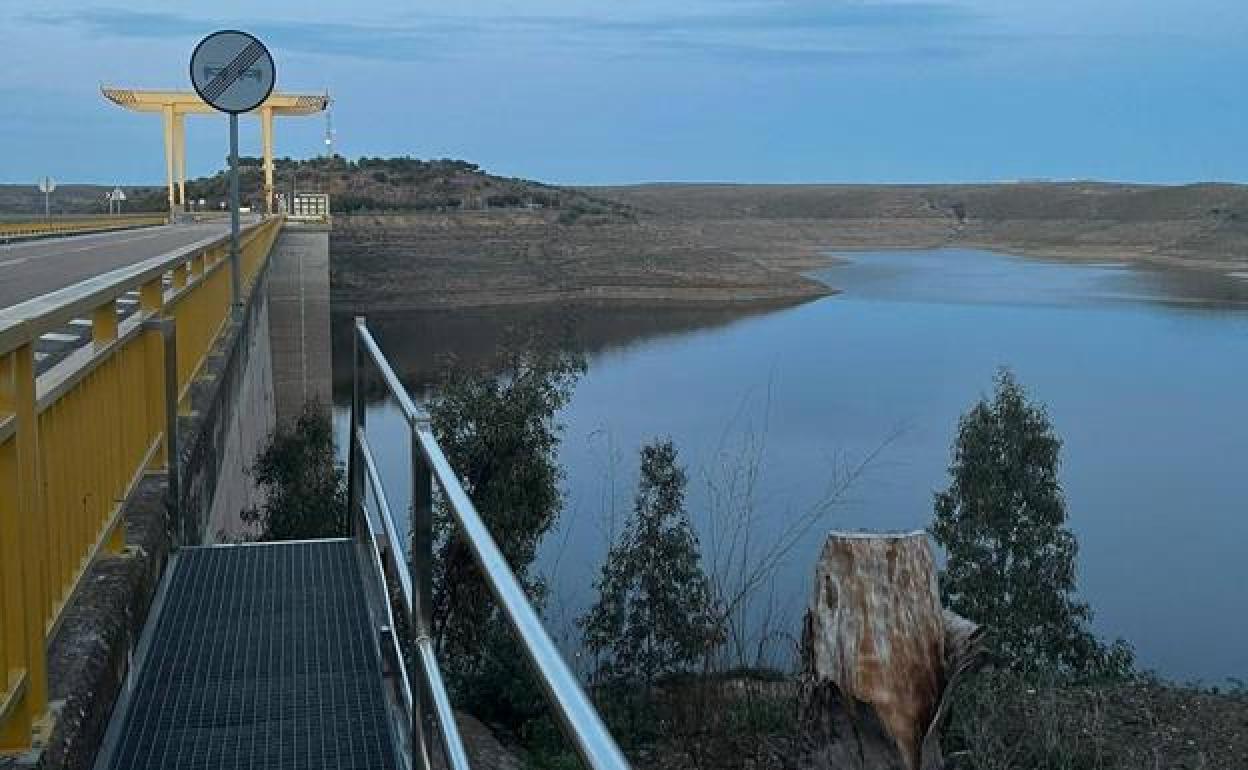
xmin=229 ymin=113 xmax=242 ymax=311
xmin=189 ymin=29 xmax=274 ymax=315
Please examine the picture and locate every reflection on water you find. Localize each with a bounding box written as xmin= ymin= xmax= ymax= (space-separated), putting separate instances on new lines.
xmin=331 ymin=301 xmax=804 ymax=399
xmin=334 ymin=249 xmax=1248 ymax=682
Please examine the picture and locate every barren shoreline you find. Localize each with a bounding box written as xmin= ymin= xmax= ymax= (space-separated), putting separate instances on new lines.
xmin=330 ymin=182 xmax=1248 ymax=312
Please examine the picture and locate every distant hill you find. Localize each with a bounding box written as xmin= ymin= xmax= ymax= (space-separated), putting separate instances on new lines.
xmin=1 ymin=157 xmax=634 ymax=222
xmin=142 ymin=156 xmax=633 ymax=223
xmin=0 ymin=183 xmax=164 ymax=216
xmin=588 ymin=182 xmax=1248 ymax=269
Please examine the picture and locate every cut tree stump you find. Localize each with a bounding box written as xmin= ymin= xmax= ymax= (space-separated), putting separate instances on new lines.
xmin=798 ymin=531 xmax=985 ymax=770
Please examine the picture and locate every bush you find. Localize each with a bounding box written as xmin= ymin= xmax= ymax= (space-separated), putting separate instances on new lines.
xmin=580 ymin=439 xmax=723 ymax=688
xmin=242 ymin=403 xmax=346 ymax=540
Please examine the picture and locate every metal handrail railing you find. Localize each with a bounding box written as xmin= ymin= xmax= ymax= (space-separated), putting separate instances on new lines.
xmin=347 ymin=318 xmax=630 ymax=770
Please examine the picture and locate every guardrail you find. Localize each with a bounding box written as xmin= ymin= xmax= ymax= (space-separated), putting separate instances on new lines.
xmin=0 ymin=216 xmax=283 ymax=750
xmin=347 ymin=319 xmax=630 ymax=770
xmin=0 ymin=213 xmax=168 ymax=241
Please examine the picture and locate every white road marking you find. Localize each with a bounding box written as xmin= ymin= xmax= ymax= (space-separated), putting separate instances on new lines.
xmin=63 ymin=230 xmax=189 ymax=253
xmin=1 ymin=224 xmax=226 ymax=261
xmin=40 ymin=332 xmax=80 ymax=343
xmin=0 ymin=257 xmax=30 ymax=268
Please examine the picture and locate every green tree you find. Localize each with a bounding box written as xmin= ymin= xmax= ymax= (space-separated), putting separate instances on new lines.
xmin=931 ymin=369 xmax=1131 ymax=678
xmin=427 ymin=340 xmax=585 ymax=725
xmin=581 ymin=439 xmax=723 ymax=687
xmin=242 ymin=404 xmax=346 ymax=540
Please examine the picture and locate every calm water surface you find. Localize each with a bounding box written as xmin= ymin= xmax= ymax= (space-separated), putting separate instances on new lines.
xmin=334 ymin=249 xmax=1248 ymax=683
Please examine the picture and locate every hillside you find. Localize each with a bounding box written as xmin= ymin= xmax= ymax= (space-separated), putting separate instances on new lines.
xmin=10 ymin=159 xmax=1248 ymax=311
xmin=160 ymin=156 xmax=633 ymax=223
xmin=589 ymin=182 xmax=1248 ymax=270
xmin=0 ymin=183 xmax=164 ymax=216
xmin=333 ymin=177 xmax=1248 ymax=312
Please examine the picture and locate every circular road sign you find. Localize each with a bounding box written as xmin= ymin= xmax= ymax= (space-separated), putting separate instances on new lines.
xmin=189 ymin=30 xmax=276 ymax=114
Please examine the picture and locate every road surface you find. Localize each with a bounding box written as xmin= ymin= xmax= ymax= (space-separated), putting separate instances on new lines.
xmin=0 ymin=223 xmax=233 ymax=309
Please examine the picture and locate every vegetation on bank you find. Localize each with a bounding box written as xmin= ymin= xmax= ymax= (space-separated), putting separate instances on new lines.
xmin=425 ymin=335 xmax=587 ymax=729
xmin=118 ymin=155 xmax=634 ymax=221
xmin=932 ymin=369 xmax=1134 ymax=681
xmin=247 ymin=352 xmax=1245 ymax=769
xmin=432 ymin=356 xmax=1242 ymax=769
xmin=242 ymin=403 xmax=346 ymax=540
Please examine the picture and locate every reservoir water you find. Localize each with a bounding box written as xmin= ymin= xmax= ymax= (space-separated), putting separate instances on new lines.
xmin=333 ymin=248 xmax=1248 ymax=683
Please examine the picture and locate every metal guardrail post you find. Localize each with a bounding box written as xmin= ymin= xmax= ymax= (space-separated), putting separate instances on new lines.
xmin=144 ymin=317 xmax=181 ymax=545
xmin=347 ymin=316 xmax=367 ymax=537
xmin=0 ymin=343 xmax=48 ymax=749
xmin=411 ymin=417 xmax=435 ymax=762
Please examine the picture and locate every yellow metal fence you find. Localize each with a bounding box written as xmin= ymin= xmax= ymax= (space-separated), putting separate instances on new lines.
xmin=0 ymin=217 xmax=283 ymax=750
xmin=0 ymin=214 xmax=168 ymax=241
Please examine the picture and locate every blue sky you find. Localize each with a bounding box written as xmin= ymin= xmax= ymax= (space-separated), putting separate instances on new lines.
xmin=3 ymin=1 xmax=1247 ymax=185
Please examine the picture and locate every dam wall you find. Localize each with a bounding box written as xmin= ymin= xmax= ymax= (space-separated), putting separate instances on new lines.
xmin=267 ymin=224 xmax=333 ymax=425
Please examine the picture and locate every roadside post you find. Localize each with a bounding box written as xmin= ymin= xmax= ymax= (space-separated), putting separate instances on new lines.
xmin=189 ymin=30 xmax=276 ymax=312
xmin=38 ymin=176 xmax=55 ymax=218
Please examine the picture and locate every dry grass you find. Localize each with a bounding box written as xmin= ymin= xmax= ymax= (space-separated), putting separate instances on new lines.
xmin=946 ymin=672 xmax=1248 ymax=770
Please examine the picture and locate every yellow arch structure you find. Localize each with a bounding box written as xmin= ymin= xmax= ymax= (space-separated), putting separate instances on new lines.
xmin=102 ymin=88 xmax=330 ymax=215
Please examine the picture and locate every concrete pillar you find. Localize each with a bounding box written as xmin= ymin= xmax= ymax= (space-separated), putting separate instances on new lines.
xmin=261 ymin=106 xmax=275 ymax=215
xmin=162 ymin=104 xmax=176 ymax=212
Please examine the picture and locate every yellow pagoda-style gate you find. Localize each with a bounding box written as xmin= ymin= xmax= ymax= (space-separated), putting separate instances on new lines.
xmin=102 ymin=88 xmax=330 ymax=215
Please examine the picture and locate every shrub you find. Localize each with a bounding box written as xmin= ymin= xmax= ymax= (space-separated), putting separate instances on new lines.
xmin=581 ymin=439 xmax=723 ymax=688
xmin=242 ymin=403 xmax=346 ymax=540
xmin=932 ymin=369 xmax=1132 ymax=679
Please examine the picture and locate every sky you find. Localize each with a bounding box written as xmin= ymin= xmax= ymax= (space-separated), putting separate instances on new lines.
xmin=2 ymin=1 xmax=1248 ymax=186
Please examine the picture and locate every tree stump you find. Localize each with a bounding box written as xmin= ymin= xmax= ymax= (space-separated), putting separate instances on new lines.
xmin=798 ymin=531 xmax=985 ymax=770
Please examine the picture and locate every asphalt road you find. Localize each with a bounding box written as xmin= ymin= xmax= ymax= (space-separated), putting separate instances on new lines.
xmin=0 ymin=223 xmax=233 ymax=310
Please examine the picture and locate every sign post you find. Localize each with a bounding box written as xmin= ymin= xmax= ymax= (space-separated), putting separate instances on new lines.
xmin=189 ymin=30 xmax=276 ymax=312
xmin=38 ymin=176 xmax=56 ymax=218
xmin=107 ymin=187 xmax=126 ymax=215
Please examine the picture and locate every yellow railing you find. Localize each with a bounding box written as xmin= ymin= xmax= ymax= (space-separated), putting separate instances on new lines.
xmin=0 ymin=217 xmax=283 ymax=750
xmin=0 ymin=214 xmax=168 ymax=241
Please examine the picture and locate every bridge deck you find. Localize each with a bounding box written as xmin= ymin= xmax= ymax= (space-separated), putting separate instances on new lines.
xmin=0 ymin=222 xmax=235 ymax=308
xmin=100 ymin=540 xmax=399 ymax=770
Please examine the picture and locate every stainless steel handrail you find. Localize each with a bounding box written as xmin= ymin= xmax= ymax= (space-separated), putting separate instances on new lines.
xmin=347 ymin=317 xmax=631 ymax=770
xmin=357 ymin=429 xmax=414 ymax=616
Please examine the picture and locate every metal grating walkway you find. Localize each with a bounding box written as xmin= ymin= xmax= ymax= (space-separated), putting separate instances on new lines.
xmin=101 ymin=540 xmax=400 ymax=770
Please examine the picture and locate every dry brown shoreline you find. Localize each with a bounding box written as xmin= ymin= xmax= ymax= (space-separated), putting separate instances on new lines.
xmin=330 ymin=182 xmax=1248 ymax=313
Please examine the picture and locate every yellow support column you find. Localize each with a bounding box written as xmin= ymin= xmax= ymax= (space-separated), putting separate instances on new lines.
xmin=92 ymin=302 xmax=117 ymax=350
xmin=0 ymin=344 xmax=49 ymax=750
xmin=261 ymin=106 xmax=275 ymax=215
xmin=162 ymin=104 xmax=176 ymax=213
xmin=174 ymin=112 xmax=187 ymax=209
